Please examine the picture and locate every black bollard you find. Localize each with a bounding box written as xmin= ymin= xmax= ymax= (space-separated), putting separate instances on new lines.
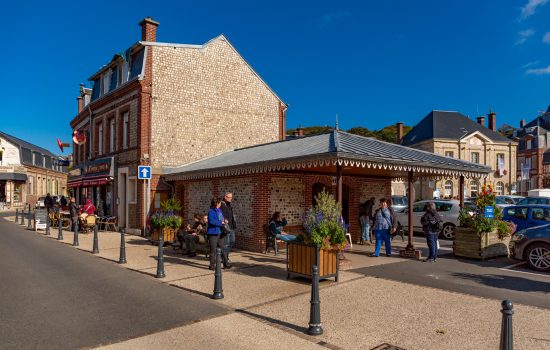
xmin=27 ymin=209 xmax=32 ymax=230
xmin=118 ymin=228 xmax=127 ymax=264
xmin=15 ymin=208 xmax=18 ymax=223
xmin=500 ymin=300 xmax=514 ymax=350
xmin=307 ymin=265 xmax=323 ymax=336
xmin=212 ymin=247 xmax=224 ymax=299
xmin=72 ymin=220 xmax=79 ymax=246
xmin=21 ymin=209 xmax=25 ymax=225
xmin=156 ymin=232 xmax=165 ymax=278
xmin=58 ymin=217 xmax=64 ymax=240
xmin=92 ymin=224 xmax=99 ymax=254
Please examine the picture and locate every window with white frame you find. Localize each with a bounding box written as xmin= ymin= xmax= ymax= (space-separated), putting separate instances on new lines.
xmin=496 ymin=181 xmax=504 ymax=195
xmin=98 ymin=123 xmax=104 ymax=155
xmin=445 ymin=151 xmax=454 ymax=158
xmin=123 ymin=112 xmax=129 ymax=149
xmin=127 ymin=178 xmax=137 ymax=203
xmin=102 ymin=71 xmax=111 ymax=95
xmin=444 ymin=180 xmax=453 ymax=197
xmin=470 ymin=181 xmax=479 ymax=197
xmin=527 ymin=139 xmax=532 ymax=149
xmin=109 ymin=118 xmax=115 ymax=153
xmin=471 ymin=152 xmax=480 ymax=164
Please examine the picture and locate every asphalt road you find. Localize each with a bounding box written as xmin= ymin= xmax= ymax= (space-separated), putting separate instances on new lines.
xmin=0 ymin=215 xmax=228 ymax=349
xmin=351 ymin=248 xmax=550 ymax=309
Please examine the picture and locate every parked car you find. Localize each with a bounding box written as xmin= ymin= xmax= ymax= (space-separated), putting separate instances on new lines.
xmin=35 ymin=196 xmax=46 ymax=208
xmin=502 ymin=205 xmax=550 ymax=232
xmin=516 ymin=197 xmax=550 ymax=205
xmin=390 ymin=195 xmax=408 ymax=212
xmin=495 ymin=195 xmax=524 ymax=208
xmin=509 ymin=224 xmax=550 ymax=272
xmin=396 ymin=200 xmax=475 ymax=239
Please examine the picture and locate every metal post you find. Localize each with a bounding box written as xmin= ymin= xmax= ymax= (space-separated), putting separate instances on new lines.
xmin=459 ymin=175 xmax=465 ymax=209
xmin=21 ymin=209 xmax=25 ymax=225
xmin=15 ymin=208 xmax=18 ymax=223
xmin=212 ymin=247 xmax=224 ymax=299
xmin=307 ymin=265 xmax=323 ymax=335
xmin=92 ymin=224 xmax=99 ymax=254
xmin=406 ymin=171 xmax=415 ymax=250
xmin=72 ymin=220 xmax=79 ymax=246
xmin=58 ymin=217 xmax=64 ymax=240
xmin=27 ymin=209 xmax=32 ymax=230
xmin=118 ymin=228 xmax=127 ymax=264
xmin=500 ymin=300 xmax=514 ymax=350
xmin=45 ymin=212 xmax=50 ymax=236
xmin=156 ymin=230 xmax=165 ymax=278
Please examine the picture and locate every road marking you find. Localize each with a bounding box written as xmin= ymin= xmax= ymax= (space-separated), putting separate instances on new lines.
xmin=499 ymin=262 xmax=550 ymax=278
xmin=500 ymin=261 xmax=526 ymax=270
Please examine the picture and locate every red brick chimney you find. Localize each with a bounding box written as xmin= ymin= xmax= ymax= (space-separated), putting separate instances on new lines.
xmin=139 ymin=17 xmax=160 ymax=42
xmin=77 ymin=96 xmax=83 ymax=113
xmin=488 ymin=110 xmax=496 ymax=131
xmin=476 ymin=116 xmax=485 ymax=127
xmin=396 ymin=122 xmax=404 ymax=144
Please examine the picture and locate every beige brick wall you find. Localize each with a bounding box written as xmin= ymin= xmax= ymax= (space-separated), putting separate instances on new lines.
xmin=269 ymin=177 xmax=305 ymax=225
xmin=187 ymin=181 xmax=213 ymax=221
xmin=149 ymin=37 xmax=282 ymax=168
xmin=218 ymin=178 xmax=254 ymax=238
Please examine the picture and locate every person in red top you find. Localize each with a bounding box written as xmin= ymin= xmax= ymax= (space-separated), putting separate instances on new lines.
xmin=82 ymin=198 xmax=96 ymax=215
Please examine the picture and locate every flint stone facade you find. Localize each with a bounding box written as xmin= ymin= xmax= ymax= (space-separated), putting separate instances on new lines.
xmin=175 ymin=173 xmax=391 ymax=252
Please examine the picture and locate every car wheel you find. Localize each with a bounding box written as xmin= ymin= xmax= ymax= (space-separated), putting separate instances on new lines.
xmin=440 ymin=224 xmax=455 ymax=240
xmin=525 ymin=243 xmax=550 ymax=272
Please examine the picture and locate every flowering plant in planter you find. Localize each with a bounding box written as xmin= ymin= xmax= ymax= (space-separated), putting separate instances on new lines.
xmin=148 ymin=198 xmax=183 ymax=230
xmin=298 ymin=190 xmax=347 ymax=252
xmin=458 ymin=184 xmax=516 ymax=239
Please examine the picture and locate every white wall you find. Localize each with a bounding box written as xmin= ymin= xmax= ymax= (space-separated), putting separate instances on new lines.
xmin=0 ymin=138 xmax=21 ymax=166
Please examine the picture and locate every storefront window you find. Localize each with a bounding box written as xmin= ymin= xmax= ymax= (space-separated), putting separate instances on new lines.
xmin=13 ymin=183 xmax=23 ymax=202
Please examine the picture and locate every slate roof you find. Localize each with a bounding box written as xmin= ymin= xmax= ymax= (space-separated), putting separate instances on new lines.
xmin=0 ymin=131 xmax=57 ymax=158
xmin=164 ymin=130 xmax=490 ymax=179
xmin=401 ymin=110 xmax=511 ymax=146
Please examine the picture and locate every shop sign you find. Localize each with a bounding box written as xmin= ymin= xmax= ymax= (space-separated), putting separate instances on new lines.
xmin=69 ymin=168 xmax=81 ymax=177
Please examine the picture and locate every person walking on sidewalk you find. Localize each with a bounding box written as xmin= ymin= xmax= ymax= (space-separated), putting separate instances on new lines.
xmin=359 ymin=211 xmax=371 ymax=245
xmin=372 ymin=198 xmax=393 ymax=257
xmin=421 ymin=202 xmax=442 ymax=262
xmin=207 ymin=198 xmax=231 ymax=270
xmin=69 ymin=197 xmax=79 ymax=231
xmin=220 ymin=192 xmax=236 ymax=262
xmin=362 ymin=197 xmax=375 ymax=244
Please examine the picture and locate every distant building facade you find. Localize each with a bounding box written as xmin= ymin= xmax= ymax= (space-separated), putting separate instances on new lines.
xmin=507 ymin=106 xmax=550 ymax=194
xmin=0 ymin=131 xmax=67 ymax=208
xmin=398 ymin=110 xmax=517 ymax=199
xmin=69 ymin=18 xmax=286 ymax=233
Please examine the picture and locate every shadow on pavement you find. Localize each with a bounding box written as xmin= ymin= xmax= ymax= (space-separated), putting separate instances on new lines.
xmin=451 ymin=272 xmax=550 ymax=293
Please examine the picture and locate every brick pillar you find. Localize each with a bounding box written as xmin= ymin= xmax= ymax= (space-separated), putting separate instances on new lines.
xmin=139 ymin=17 xmax=160 ymax=42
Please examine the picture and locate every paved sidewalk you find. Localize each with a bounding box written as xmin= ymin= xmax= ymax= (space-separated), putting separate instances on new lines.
xmin=3 ymin=213 xmax=550 ymax=350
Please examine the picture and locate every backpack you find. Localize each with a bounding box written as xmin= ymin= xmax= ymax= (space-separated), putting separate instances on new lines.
xmin=430 ymin=219 xmax=441 ymax=233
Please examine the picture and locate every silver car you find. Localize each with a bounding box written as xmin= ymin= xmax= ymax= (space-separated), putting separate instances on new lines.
xmin=496 ymin=195 xmax=524 ymax=208
xmin=509 ymin=224 xmax=550 ymax=272
xmin=396 ymin=200 xmax=475 ymax=239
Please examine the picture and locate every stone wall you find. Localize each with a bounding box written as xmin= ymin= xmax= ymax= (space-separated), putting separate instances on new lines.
xmin=149 ymin=37 xmax=283 ymax=168
xmin=218 ymin=178 xmax=254 ymax=239
xmin=187 ymin=181 xmax=213 ymax=222
xmin=269 ymin=177 xmax=305 ymax=225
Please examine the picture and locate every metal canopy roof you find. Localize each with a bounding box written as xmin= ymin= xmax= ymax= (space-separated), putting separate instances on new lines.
xmin=164 ymin=130 xmax=491 ymax=181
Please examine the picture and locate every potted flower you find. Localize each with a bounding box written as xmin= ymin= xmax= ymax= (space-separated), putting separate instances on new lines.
xmin=287 ymin=190 xmax=347 ymax=282
xmin=454 ymin=184 xmax=516 ymax=259
xmin=149 ymin=198 xmax=183 ymax=245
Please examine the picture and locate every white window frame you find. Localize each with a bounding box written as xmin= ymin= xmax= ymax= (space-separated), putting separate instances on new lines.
xmin=98 ymin=123 xmax=104 ymax=155
xmin=527 ymin=139 xmax=532 ymax=150
xmin=444 ymin=180 xmax=453 ymax=197
xmin=496 ymin=181 xmax=504 ymax=195
xmin=103 ymin=71 xmax=111 ymax=95
xmin=121 ymin=62 xmax=129 ymax=84
xmin=123 ymin=112 xmax=129 ymax=149
xmin=445 ymin=151 xmax=454 ymax=158
xmin=109 ymin=118 xmax=115 ymax=153
xmin=470 ymin=181 xmax=479 ymax=197
xmin=471 ymin=152 xmax=480 ymax=164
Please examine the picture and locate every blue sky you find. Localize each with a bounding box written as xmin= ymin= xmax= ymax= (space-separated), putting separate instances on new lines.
xmin=1 ymin=0 xmax=550 ymax=154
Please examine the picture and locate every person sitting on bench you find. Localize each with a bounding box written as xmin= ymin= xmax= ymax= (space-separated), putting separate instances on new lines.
xmin=182 ymin=213 xmax=207 ymax=257
xmin=269 ymin=212 xmax=296 ymax=242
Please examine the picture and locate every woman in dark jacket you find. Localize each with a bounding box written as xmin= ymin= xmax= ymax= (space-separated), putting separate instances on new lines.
xmin=420 ymin=202 xmax=442 ymax=262
xmin=207 ymin=198 xmax=231 ymax=270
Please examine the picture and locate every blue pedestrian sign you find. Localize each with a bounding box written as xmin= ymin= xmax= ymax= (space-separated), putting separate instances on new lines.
xmin=484 ymin=206 xmax=494 ymax=218
xmin=138 ymin=166 xmax=152 ymax=180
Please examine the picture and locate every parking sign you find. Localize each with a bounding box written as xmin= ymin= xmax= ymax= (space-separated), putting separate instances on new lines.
xmin=484 ymin=206 xmax=494 ymax=218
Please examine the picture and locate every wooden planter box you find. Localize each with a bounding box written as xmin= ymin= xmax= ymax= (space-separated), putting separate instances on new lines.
xmin=151 ymin=227 xmax=176 ymax=245
xmin=287 ymin=241 xmax=339 ymax=282
xmin=453 ymin=227 xmax=511 ymax=260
